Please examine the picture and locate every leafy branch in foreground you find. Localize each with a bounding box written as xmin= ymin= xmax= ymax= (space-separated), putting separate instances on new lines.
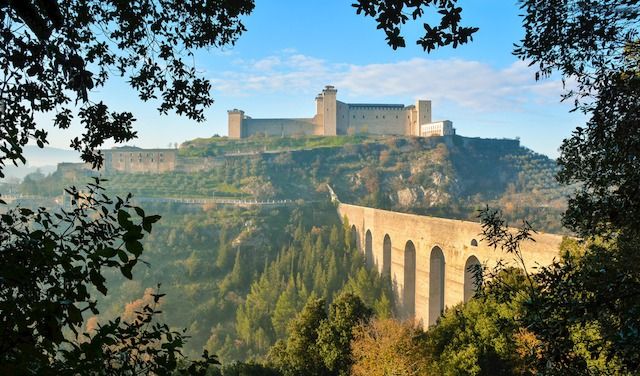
xmin=0 ymin=0 xmax=254 ymax=171
xmin=479 ymin=206 xmax=538 ymax=296
xmin=59 ymin=284 xmax=219 ymax=376
xmin=352 ymin=0 xmax=478 ymax=51
xmin=479 ymin=207 xmax=640 ymax=375
xmin=0 ymin=178 xmax=213 ymax=374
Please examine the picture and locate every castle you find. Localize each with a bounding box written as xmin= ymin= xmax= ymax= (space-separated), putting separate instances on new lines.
xmin=228 ymin=85 xmax=455 ymax=138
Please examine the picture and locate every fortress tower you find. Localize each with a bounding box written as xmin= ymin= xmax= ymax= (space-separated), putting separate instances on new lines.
xmin=319 ymin=85 xmax=337 ymax=136
xmin=228 ymin=109 xmax=245 ymax=139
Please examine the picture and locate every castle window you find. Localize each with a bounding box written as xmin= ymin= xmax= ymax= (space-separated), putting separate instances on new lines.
xmin=376 ymin=115 xmax=378 ymax=119
xmin=352 ymin=115 xmax=355 ymax=119
xmin=382 ymin=115 xmax=385 ymax=119
xmin=362 ymin=115 xmax=365 ymax=119
xmin=396 ymin=115 xmax=398 ymax=119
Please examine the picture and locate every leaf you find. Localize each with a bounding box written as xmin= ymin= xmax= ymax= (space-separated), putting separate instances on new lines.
xmin=125 ymin=240 xmax=143 ymax=257
xmin=117 ymin=209 xmax=131 ymax=227
xmin=134 ymin=206 xmax=145 ymax=218
xmin=120 ymin=264 xmax=133 ymax=279
xmin=117 ymin=249 xmax=128 ymax=263
xmin=143 ymin=214 xmax=162 ymax=233
xmin=97 ymin=247 xmax=118 ymax=258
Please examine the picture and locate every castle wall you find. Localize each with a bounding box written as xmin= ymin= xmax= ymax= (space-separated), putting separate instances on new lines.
xmin=415 ymin=100 xmax=432 ymax=135
xmin=336 ymin=101 xmax=350 ymax=134
xmin=345 ymin=105 xmax=411 ymax=135
xmin=421 ymin=120 xmax=455 ymax=137
xmin=242 ymin=118 xmax=316 ymax=137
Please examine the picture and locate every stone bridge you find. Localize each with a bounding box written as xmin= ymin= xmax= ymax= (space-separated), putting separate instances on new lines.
xmin=337 ymin=202 xmax=564 ymax=327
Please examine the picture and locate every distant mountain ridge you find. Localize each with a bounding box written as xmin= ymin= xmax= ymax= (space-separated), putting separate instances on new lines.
xmin=1 ymin=146 xmax=80 ymax=181
xmin=22 ymin=145 xmax=81 ymax=167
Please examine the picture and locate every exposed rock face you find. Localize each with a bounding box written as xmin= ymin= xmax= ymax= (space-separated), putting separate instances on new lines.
xmin=397 ymin=187 xmax=418 ymax=207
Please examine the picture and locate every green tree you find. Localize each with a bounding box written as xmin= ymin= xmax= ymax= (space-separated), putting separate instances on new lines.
xmin=271 ymin=278 xmax=301 ymax=338
xmin=0 ymin=180 xmax=216 ymax=374
xmin=317 ymin=293 xmax=373 ymax=376
xmin=508 ymin=1 xmax=640 ymax=374
xmin=351 ymin=319 xmax=431 ymax=376
xmin=268 ymin=297 xmax=328 ymax=376
xmin=426 ymin=267 xmax=534 ymax=376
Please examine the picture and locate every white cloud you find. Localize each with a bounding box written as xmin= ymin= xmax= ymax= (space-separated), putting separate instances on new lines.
xmin=211 ymin=51 xmax=569 ymax=112
xmin=253 ymin=56 xmax=281 ymax=71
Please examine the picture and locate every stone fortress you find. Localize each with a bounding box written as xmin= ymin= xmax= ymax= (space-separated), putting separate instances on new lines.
xmin=228 ymin=85 xmax=455 ymax=139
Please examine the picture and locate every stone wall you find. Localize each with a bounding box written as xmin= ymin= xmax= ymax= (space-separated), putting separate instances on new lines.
xmin=340 ymin=104 xmax=412 ymax=135
xmin=242 ymin=118 xmax=318 ymax=137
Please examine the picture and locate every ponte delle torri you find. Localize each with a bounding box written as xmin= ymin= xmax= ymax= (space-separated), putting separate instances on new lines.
xmin=332 ymin=196 xmax=564 ymax=327
xmin=228 ymin=85 xmax=455 ymax=139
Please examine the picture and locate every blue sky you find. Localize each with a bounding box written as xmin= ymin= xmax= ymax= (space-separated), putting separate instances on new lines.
xmin=46 ymin=0 xmax=583 ymax=158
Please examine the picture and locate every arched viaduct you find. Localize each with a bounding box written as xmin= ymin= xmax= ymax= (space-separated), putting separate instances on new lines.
xmin=337 ymin=202 xmax=564 ymax=327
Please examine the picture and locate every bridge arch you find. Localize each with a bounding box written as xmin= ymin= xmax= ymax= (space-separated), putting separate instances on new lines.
xmin=382 ymin=234 xmax=391 ymax=276
xmin=403 ymin=240 xmax=416 ymax=319
xmin=350 ymin=225 xmax=358 ymax=250
xmin=464 ymin=255 xmax=482 ymax=302
xmin=429 ymin=246 xmax=445 ymax=326
xmin=365 ymin=230 xmax=373 ymax=267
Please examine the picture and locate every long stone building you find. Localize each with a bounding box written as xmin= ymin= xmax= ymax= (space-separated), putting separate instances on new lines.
xmin=101 ymin=147 xmax=177 ymax=173
xmin=228 ymin=85 xmax=455 ymax=138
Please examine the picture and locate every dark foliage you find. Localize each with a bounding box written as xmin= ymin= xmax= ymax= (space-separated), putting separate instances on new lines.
xmin=0 ymin=178 xmax=218 ymax=374
xmin=515 ymin=0 xmax=640 ymax=238
xmin=0 ymin=0 xmax=254 ymax=172
xmin=352 ymin=0 xmax=478 ymax=51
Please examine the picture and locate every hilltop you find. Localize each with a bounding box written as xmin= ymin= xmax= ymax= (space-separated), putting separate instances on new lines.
xmin=11 ymin=134 xmax=572 ymax=233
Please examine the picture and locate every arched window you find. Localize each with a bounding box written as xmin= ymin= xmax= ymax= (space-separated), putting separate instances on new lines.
xmin=470 ymin=239 xmax=478 ymax=247
xmin=350 ymin=225 xmax=358 ymax=250
xmin=429 ymin=246 xmax=445 ymax=326
xmin=383 ymin=234 xmax=391 ymax=276
xmin=365 ymin=230 xmax=373 ymax=267
xmin=403 ymin=241 xmax=416 ymax=318
xmin=464 ymin=255 xmax=482 ymax=302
